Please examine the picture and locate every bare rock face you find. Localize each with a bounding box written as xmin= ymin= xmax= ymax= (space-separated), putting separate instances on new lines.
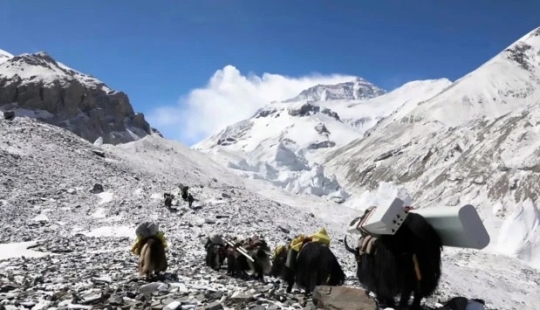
xmin=0 ymin=51 xmax=161 ymax=144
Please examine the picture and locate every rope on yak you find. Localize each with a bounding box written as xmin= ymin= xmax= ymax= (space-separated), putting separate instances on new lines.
xmin=412 ymin=253 xmax=422 ymax=281
xmin=359 ymin=235 xmax=377 ymax=255
xmin=290 ymin=228 xmax=331 ymax=252
xmin=284 ymin=228 xmax=332 ymax=270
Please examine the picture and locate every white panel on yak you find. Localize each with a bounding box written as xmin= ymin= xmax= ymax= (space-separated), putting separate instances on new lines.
xmin=346 ymin=197 xmax=491 ymax=250
xmin=347 ymin=197 xmax=409 ymax=235
xmin=410 ymin=204 xmax=490 ymax=250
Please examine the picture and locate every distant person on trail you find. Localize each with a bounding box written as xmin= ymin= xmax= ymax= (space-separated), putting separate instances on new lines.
xmin=181 ymin=185 xmax=195 ymax=208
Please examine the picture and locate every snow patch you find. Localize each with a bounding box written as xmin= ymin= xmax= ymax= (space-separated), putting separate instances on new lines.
xmin=91 ymin=207 xmax=107 ymax=219
xmin=0 ymin=241 xmax=53 ymax=261
xmin=31 ymin=213 xmax=50 ymax=222
xmin=0 ymin=49 xmax=13 ymax=64
xmin=497 ymin=199 xmax=540 ymax=268
xmin=78 ymin=225 xmax=134 ymax=238
xmin=195 ymin=78 xmax=451 ymax=203
xmin=0 ymin=105 xmax=55 ymax=120
xmin=0 ymin=51 xmax=112 ymax=91
xmin=96 ymin=191 xmax=114 ymax=204
xmin=343 ymin=182 xmax=412 ymax=211
xmin=151 ymin=192 xmax=163 ymax=199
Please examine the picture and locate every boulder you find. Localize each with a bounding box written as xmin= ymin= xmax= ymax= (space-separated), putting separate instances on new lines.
xmin=312 ymin=286 xmax=377 ymax=310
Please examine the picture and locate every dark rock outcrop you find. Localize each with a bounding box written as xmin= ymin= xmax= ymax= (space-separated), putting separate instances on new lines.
xmin=0 ymin=51 xmax=160 ymax=144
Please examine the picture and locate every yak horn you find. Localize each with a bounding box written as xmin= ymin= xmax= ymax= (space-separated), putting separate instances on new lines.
xmin=343 ymin=235 xmax=356 ymax=254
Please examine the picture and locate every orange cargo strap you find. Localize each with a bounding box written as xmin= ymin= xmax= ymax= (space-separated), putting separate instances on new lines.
xmin=412 ymin=253 xmax=422 ymax=281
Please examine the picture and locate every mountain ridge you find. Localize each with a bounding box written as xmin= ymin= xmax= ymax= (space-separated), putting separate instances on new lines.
xmin=323 ymin=25 xmax=540 ymax=269
xmin=0 ymin=49 xmax=159 ymax=145
xmin=283 ymin=77 xmax=386 ymax=103
xmin=2 ymin=113 xmax=538 ymax=310
xmin=194 ymin=77 xmax=452 ymax=202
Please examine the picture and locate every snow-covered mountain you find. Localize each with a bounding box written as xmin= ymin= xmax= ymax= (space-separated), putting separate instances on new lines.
xmin=0 ymin=49 xmax=160 ymax=144
xmin=283 ymin=77 xmax=386 ymax=102
xmin=324 ymin=26 xmax=540 ymax=269
xmin=194 ymin=77 xmax=451 ymax=202
xmin=0 ymin=49 xmax=12 ymax=64
xmin=1 ymin=116 xmax=539 ymax=310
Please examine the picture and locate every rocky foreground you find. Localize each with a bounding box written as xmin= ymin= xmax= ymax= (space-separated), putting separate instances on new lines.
xmin=0 ymin=116 xmax=508 ymax=310
xmin=0 ymin=116 xmax=356 ymax=310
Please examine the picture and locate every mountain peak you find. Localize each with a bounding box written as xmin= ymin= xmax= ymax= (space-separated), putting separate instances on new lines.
xmin=0 ymin=50 xmax=158 ymax=144
xmin=0 ymin=49 xmax=13 ymax=65
xmin=404 ymin=25 xmax=540 ymax=127
xmin=1 ymin=50 xmax=111 ymax=92
xmin=284 ymin=77 xmax=386 ymax=103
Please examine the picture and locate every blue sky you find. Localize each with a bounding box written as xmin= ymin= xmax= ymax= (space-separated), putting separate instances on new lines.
xmin=1 ymin=0 xmax=538 ymax=145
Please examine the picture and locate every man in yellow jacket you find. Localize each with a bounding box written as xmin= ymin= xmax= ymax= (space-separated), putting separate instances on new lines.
xmin=286 ymin=228 xmax=331 ymax=269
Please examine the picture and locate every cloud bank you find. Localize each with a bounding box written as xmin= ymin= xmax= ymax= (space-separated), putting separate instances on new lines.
xmin=148 ymin=65 xmax=356 ymax=145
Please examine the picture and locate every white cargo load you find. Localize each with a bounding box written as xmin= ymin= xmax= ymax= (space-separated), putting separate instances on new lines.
xmin=410 ymin=204 xmax=490 ymax=250
xmin=346 ymin=197 xmax=490 ymax=250
xmin=347 ymin=197 xmax=409 ymax=236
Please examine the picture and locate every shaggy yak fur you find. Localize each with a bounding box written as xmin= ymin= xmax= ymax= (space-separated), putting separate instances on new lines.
xmin=227 ymin=240 xmax=272 ymax=282
xmin=138 ymin=235 xmax=168 ymax=280
xmin=204 ymin=242 xmax=228 ymax=271
xmin=270 ymin=242 xmax=346 ymax=294
xmin=344 ymin=211 xmax=443 ymax=310
xmin=163 ymin=193 xmax=173 ymax=208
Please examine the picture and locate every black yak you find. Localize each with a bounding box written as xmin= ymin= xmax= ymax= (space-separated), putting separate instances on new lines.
xmin=181 ymin=186 xmax=195 ymax=208
xmin=227 ymin=236 xmax=272 ymax=282
xmin=271 ymin=242 xmax=346 ymax=294
xmin=138 ymin=235 xmax=168 ymax=280
xmin=344 ymin=209 xmax=443 ymax=310
xmin=204 ymin=236 xmax=228 ymax=271
xmin=163 ymin=193 xmax=173 ymax=208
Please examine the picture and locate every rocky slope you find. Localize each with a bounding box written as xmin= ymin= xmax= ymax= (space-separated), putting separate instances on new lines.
xmin=1 ymin=116 xmax=539 ymax=310
xmin=324 ymin=26 xmax=540 ymax=269
xmin=0 ymin=116 xmax=352 ymax=310
xmin=194 ymin=78 xmax=451 ymax=203
xmin=9 ymin=113 xmax=540 ymax=309
xmin=0 ymin=49 xmax=159 ymax=145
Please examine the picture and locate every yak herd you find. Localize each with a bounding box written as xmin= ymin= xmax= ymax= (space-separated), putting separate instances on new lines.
xmin=134 ymin=204 xmax=447 ymax=310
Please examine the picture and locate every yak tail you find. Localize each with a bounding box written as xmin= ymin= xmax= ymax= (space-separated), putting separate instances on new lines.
xmin=138 ymin=243 xmax=151 ymax=276
xmin=139 ymin=236 xmax=168 ymax=276
xmin=405 ymin=212 xmax=443 ymax=296
xmin=328 ymin=256 xmax=346 ymax=286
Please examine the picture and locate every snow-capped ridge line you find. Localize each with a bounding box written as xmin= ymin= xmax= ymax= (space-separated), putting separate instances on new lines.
xmin=283 ymin=76 xmax=386 ymax=103
xmin=323 ymin=25 xmax=540 ymax=271
xmin=405 ymin=25 xmax=540 ymax=127
xmin=0 ymin=49 xmax=13 ymax=65
xmin=1 ymin=50 xmax=112 ymax=91
xmin=0 ymin=49 xmax=159 ymax=145
xmin=195 ymin=77 xmax=452 ymax=203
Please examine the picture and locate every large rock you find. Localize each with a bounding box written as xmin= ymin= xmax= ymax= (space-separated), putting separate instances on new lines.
xmin=0 ymin=51 xmax=161 ymax=144
xmin=312 ymin=286 xmax=377 ymax=310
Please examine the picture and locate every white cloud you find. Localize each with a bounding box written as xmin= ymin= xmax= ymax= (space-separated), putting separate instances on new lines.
xmin=147 ymin=65 xmax=356 ymax=145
